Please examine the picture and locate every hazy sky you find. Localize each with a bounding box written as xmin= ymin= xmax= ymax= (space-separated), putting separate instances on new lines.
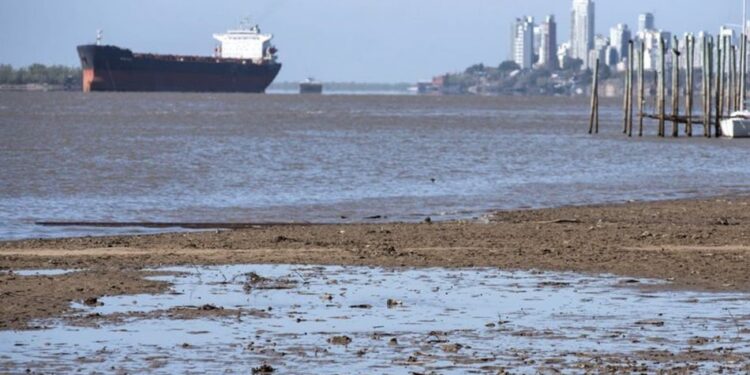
xmin=0 ymin=0 xmax=745 ymax=82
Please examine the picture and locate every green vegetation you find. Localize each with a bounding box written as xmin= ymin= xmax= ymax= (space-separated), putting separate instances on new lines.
xmin=0 ymin=64 xmax=81 ymax=86
xmin=434 ymin=59 xmax=609 ymax=96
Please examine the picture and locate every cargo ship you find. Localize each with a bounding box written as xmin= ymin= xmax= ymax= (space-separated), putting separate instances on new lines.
xmin=77 ymin=23 xmax=281 ymax=93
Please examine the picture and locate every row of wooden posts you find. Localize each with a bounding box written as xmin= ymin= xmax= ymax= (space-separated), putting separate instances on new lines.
xmin=589 ymin=33 xmax=748 ymax=137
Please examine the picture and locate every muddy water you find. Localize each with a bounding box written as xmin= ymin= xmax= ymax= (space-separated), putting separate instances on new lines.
xmin=2 ymin=92 xmax=750 ymax=240
xmin=2 ymin=265 xmax=748 ymax=373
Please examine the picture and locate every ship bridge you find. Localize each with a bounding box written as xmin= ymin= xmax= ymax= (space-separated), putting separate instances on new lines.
xmin=212 ymin=24 xmax=275 ymax=62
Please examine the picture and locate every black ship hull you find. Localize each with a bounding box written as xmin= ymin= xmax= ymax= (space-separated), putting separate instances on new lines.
xmin=77 ymin=45 xmax=281 ymax=93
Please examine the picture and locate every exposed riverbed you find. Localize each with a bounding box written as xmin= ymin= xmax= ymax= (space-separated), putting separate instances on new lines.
xmin=2 ymin=264 xmax=749 ymax=374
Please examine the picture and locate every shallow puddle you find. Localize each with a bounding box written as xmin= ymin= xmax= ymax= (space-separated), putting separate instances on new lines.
xmin=10 ymin=269 xmax=77 ymax=277
xmin=2 ymin=265 xmax=749 ymax=373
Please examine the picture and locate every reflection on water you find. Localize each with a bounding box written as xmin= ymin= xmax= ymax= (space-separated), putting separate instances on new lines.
xmin=1 ymin=92 xmax=750 ymax=239
xmin=1 ymin=265 xmax=749 ymax=373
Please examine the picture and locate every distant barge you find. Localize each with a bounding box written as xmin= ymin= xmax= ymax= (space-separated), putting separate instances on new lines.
xmin=299 ymin=78 xmax=323 ymax=94
xmin=77 ymin=23 xmax=281 ymax=93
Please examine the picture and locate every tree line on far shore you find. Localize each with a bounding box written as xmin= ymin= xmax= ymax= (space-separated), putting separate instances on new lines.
xmin=0 ymin=64 xmax=81 ymax=86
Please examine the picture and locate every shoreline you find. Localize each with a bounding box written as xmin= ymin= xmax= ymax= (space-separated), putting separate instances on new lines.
xmin=1 ymin=196 xmax=750 ymax=329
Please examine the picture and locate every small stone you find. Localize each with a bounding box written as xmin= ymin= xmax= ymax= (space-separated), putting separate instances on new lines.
xmin=328 ymin=335 xmax=352 ymax=346
xmin=198 ymin=304 xmax=220 ymax=311
xmin=441 ymin=343 xmax=463 ymax=353
xmin=635 ymin=319 xmax=665 ymax=327
xmin=251 ymin=364 xmax=275 ymax=374
xmin=386 ymin=299 xmax=403 ymax=308
xmin=349 ymin=304 xmax=372 ymax=309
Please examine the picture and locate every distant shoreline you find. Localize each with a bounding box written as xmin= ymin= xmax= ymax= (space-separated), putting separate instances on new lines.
xmin=0 ymin=84 xmax=74 ymax=92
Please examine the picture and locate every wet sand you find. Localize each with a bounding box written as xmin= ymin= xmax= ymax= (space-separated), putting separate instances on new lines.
xmin=2 ymin=196 xmax=750 ymax=331
xmin=3 ymin=264 xmax=749 ymax=374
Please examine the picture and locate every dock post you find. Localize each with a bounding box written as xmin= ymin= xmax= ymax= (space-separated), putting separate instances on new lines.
xmin=589 ymin=58 xmax=600 ymax=134
xmin=671 ymin=36 xmax=680 ymax=137
xmin=701 ymin=35 xmax=708 ymax=137
xmin=685 ymin=34 xmax=695 ymax=137
xmin=638 ymin=40 xmax=645 ymax=137
xmin=730 ymin=45 xmax=736 ymax=113
xmin=623 ymin=48 xmax=630 ymax=134
xmin=732 ymin=35 xmax=742 ymax=112
xmin=707 ymin=36 xmax=714 ymax=138
xmin=733 ymin=45 xmax=739 ymax=111
xmin=628 ymin=41 xmax=635 ymax=136
xmin=716 ymin=37 xmax=724 ymax=137
xmin=653 ymin=70 xmax=659 ymax=115
xmin=702 ymin=36 xmax=708 ymax=137
xmin=659 ymin=37 xmax=666 ymax=137
xmin=742 ymin=34 xmax=747 ymax=110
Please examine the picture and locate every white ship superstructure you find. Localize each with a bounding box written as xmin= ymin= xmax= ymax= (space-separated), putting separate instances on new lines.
xmin=213 ymin=22 xmax=277 ymax=62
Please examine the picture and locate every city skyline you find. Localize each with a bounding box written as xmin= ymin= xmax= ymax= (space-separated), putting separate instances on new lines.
xmin=571 ymin=0 xmax=596 ymax=69
xmin=508 ymin=0 xmax=750 ymax=73
xmin=0 ymin=0 xmax=748 ymax=82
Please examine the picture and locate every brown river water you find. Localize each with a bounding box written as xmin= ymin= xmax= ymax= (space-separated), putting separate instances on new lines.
xmin=1 ymin=92 xmax=749 ymax=239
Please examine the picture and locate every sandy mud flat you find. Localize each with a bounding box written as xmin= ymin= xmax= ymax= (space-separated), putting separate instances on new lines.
xmin=2 ymin=264 xmax=750 ymax=373
xmin=2 ymin=197 xmax=750 ymax=372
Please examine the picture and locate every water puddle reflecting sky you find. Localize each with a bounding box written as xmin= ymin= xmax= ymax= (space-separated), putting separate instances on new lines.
xmin=2 ymin=265 xmax=749 ymax=373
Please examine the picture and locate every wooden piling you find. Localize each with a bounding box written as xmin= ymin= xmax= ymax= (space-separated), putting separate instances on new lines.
xmin=729 ymin=45 xmax=736 ymax=113
xmin=638 ymin=40 xmax=645 ymax=137
xmin=589 ymin=58 xmax=600 ymax=134
xmin=715 ymin=37 xmax=724 ymax=137
xmin=706 ymin=36 xmax=713 ymax=138
xmin=653 ymin=70 xmax=659 ymax=113
xmin=735 ymin=45 xmax=740 ymax=110
xmin=741 ymin=34 xmax=747 ymax=110
xmin=685 ymin=35 xmax=695 ymax=137
xmin=671 ymin=36 xmax=680 ymax=137
xmin=659 ymin=37 xmax=666 ymax=137
xmin=623 ymin=46 xmax=630 ymax=134
xmin=732 ymin=35 xmax=742 ymax=111
xmin=628 ymin=41 xmax=635 ymax=137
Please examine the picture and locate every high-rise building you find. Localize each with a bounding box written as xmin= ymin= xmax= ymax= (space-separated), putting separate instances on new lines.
xmin=609 ymin=23 xmax=632 ymax=64
xmin=638 ymin=13 xmax=655 ymax=33
xmin=538 ymin=15 xmax=558 ymax=69
xmin=571 ymin=0 xmax=595 ymax=69
xmin=720 ymin=25 xmax=736 ymax=44
xmin=533 ymin=26 xmax=543 ymax=61
xmin=589 ymin=34 xmax=609 ymax=69
xmin=694 ymin=31 xmax=708 ymax=70
xmin=557 ymin=42 xmax=573 ymax=69
xmin=511 ymin=16 xmax=536 ymax=69
xmin=604 ymin=45 xmax=619 ymax=67
xmin=678 ymin=32 xmax=703 ymax=71
xmin=638 ymin=30 xmax=672 ymax=71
